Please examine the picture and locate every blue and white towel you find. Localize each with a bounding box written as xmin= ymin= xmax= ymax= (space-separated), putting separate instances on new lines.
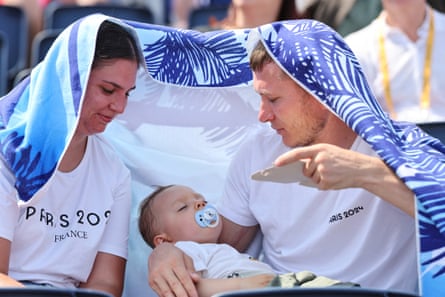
xmin=106 ymin=18 xmax=445 ymax=297
xmin=1 ymin=14 xmax=444 ymax=296
xmin=0 ymin=14 xmax=141 ymax=202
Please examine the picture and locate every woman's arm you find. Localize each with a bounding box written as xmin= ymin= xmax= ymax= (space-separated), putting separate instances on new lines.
xmin=79 ymin=252 xmax=126 ymax=297
xmin=0 ymin=238 xmax=24 ymax=287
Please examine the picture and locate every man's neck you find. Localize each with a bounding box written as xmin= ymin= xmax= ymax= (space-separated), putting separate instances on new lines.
xmin=317 ymin=114 xmax=357 ymax=150
xmin=383 ymin=1 xmax=427 ymax=41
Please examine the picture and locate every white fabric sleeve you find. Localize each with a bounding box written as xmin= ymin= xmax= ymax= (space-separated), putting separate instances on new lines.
xmin=175 ymin=241 xmax=209 ymax=273
xmin=0 ymin=160 xmax=19 ymax=241
xmin=97 ymin=166 xmax=132 ymax=259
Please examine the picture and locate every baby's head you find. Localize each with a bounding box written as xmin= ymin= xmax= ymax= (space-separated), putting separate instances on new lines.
xmin=138 ymin=185 xmax=222 ymax=249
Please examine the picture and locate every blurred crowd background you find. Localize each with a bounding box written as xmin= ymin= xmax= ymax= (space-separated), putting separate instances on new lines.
xmin=1 ymin=0 xmax=444 ymax=101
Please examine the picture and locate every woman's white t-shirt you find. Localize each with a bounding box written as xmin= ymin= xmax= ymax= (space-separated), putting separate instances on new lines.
xmin=0 ymin=135 xmax=131 ymax=288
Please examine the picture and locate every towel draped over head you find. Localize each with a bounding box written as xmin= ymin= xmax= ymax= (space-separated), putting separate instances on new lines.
xmin=0 ymin=14 xmax=140 ymax=202
xmin=0 ymin=14 xmax=444 ymax=296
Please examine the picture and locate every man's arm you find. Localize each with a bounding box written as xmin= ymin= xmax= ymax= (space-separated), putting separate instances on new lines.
xmin=219 ymin=216 xmax=260 ymax=252
xmin=274 ymin=143 xmax=415 ymax=216
xmin=148 ymin=242 xmax=200 ymax=297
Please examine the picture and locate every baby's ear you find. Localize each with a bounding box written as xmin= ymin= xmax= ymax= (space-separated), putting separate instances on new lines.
xmin=153 ymin=233 xmax=171 ymax=247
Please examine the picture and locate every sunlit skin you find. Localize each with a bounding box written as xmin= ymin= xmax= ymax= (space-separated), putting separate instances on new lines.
xmin=382 ymin=0 xmax=427 ymax=42
xmin=152 ymin=186 xmax=223 ymax=246
xmin=59 ymin=58 xmax=137 ymax=173
xmin=254 ymin=61 xmax=332 ymax=148
xmin=75 ymin=59 xmax=138 ymax=139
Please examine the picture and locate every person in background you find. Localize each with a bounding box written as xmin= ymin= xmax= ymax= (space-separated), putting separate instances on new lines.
xmin=147 ymin=19 xmax=420 ymax=297
xmin=345 ymin=0 xmax=445 ymax=123
xmin=0 ymin=15 xmax=142 ymax=297
xmin=139 ymin=184 xmax=358 ymax=297
xmin=169 ymin=0 xmax=230 ymax=29
xmin=192 ymin=0 xmax=297 ymax=31
xmin=295 ymin=0 xmax=382 ymax=36
xmin=218 ymin=0 xmax=297 ymax=29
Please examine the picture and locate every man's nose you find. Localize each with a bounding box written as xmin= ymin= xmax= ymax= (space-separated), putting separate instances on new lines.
xmin=258 ymin=101 xmax=273 ymax=122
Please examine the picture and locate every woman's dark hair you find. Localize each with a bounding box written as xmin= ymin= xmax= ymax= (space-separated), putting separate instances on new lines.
xmin=277 ymin=0 xmax=298 ymax=21
xmin=93 ymin=20 xmax=142 ymax=69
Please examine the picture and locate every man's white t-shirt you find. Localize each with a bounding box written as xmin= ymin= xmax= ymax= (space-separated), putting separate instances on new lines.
xmin=0 ymin=135 xmax=131 ymax=288
xmin=217 ymin=127 xmax=418 ymax=293
xmin=176 ymin=241 xmax=275 ymax=279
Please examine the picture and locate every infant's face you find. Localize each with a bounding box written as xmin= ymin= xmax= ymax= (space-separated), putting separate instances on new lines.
xmin=153 ymin=185 xmax=222 ymax=244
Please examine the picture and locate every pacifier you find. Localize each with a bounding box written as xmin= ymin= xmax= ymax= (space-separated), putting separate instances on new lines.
xmin=195 ymin=204 xmax=220 ymax=228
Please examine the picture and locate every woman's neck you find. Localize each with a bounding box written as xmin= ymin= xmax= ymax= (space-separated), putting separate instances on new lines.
xmin=58 ymin=135 xmax=88 ymax=172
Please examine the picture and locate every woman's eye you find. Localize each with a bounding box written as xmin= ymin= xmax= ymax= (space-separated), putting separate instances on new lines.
xmin=102 ymin=87 xmax=114 ymax=95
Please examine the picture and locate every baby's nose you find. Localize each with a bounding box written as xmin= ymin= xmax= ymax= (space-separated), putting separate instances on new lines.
xmin=195 ymin=200 xmax=207 ymax=210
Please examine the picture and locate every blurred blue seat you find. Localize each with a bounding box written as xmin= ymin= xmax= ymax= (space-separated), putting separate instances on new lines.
xmin=0 ymin=5 xmax=29 ymax=91
xmin=0 ymin=287 xmax=112 ymax=297
xmin=212 ymin=287 xmax=420 ymax=297
xmin=30 ymin=29 xmax=62 ymax=67
xmin=0 ymin=31 xmax=8 ymax=96
xmin=418 ymin=122 xmax=445 ymax=144
xmin=43 ymin=3 xmax=155 ymax=30
xmin=11 ymin=29 xmax=62 ymax=87
xmin=189 ymin=5 xmax=229 ymax=29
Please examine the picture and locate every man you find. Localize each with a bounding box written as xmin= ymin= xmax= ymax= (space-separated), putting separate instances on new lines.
xmin=148 ymin=20 xmax=445 ymax=297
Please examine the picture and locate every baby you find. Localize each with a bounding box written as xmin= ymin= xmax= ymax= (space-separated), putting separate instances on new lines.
xmin=138 ymin=185 xmax=357 ymax=297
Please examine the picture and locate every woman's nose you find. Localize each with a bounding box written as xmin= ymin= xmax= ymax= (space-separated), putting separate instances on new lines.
xmin=195 ymin=200 xmax=207 ymax=210
xmin=109 ymin=96 xmax=127 ymax=114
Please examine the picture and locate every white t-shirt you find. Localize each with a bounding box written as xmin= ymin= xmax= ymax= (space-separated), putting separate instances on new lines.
xmin=0 ymin=135 xmax=131 ymax=288
xmin=175 ymin=241 xmax=275 ymax=279
xmin=217 ymin=127 xmax=418 ymax=293
xmin=345 ymin=8 xmax=445 ymax=123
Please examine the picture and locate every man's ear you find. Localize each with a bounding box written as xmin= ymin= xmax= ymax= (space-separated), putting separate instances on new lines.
xmin=153 ymin=233 xmax=171 ymax=247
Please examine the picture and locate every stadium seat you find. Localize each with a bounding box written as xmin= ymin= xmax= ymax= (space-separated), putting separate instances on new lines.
xmin=0 ymin=5 xmax=29 ymax=91
xmin=43 ymin=3 xmax=155 ymax=30
xmin=30 ymin=29 xmax=62 ymax=67
xmin=189 ymin=5 xmax=229 ymax=29
xmin=212 ymin=287 xmax=420 ymax=297
xmin=0 ymin=287 xmax=112 ymax=297
xmin=0 ymin=31 xmax=8 ymax=96
xmin=418 ymin=121 xmax=445 ymax=144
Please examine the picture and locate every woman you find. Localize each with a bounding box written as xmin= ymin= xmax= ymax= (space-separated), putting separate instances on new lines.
xmin=0 ymin=14 xmax=143 ymax=297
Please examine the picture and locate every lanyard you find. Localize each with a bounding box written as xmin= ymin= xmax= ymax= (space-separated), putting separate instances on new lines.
xmin=378 ymin=9 xmax=435 ymax=119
